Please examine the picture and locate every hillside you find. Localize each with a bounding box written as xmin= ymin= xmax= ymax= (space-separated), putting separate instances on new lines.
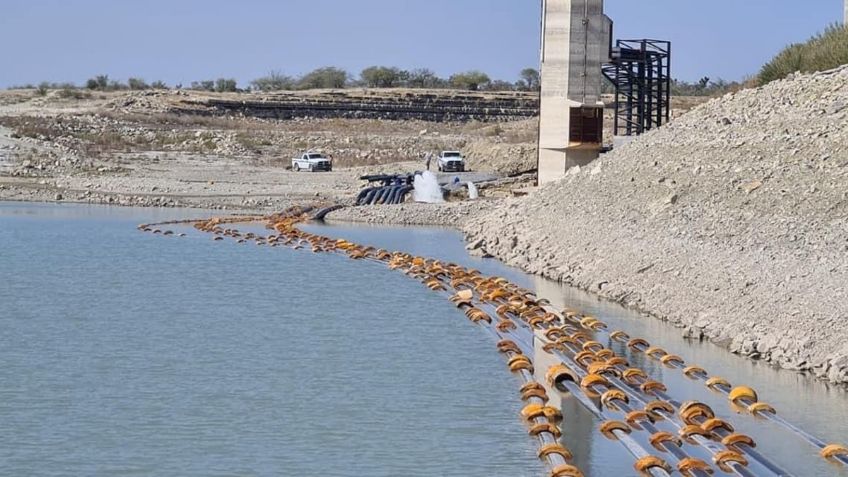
xmin=465 ymin=66 xmax=848 ymax=383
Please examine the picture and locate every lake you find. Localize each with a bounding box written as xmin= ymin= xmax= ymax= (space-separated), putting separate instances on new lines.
xmin=1 ymin=202 xmax=846 ymax=476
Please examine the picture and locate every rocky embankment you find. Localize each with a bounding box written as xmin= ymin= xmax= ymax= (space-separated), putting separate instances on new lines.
xmin=186 ymin=88 xmax=539 ymax=122
xmin=465 ymin=67 xmax=848 ymax=383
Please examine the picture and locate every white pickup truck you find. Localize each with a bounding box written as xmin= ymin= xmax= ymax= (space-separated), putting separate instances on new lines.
xmin=292 ymin=152 xmax=332 ymax=172
xmin=437 ymin=151 xmax=465 ymax=173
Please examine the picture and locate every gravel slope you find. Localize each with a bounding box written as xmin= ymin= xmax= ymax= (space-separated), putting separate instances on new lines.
xmin=465 ymin=67 xmax=848 ymax=383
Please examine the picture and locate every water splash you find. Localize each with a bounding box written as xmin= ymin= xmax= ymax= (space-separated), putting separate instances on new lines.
xmin=413 ymin=171 xmax=445 ymax=203
xmin=467 ymin=182 xmax=479 ymax=200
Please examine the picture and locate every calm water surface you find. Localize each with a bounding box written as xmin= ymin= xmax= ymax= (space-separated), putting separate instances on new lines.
xmin=1 ymin=203 xmax=846 ymax=477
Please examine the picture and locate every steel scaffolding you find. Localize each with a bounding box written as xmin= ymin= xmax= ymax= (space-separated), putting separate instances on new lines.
xmin=602 ymin=39 xmax=671 ymax=137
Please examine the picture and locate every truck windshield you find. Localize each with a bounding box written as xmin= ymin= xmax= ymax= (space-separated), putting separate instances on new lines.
xmin=307 ymin=154 xmax=325 ymax=160
xmin=444 ymin=152 xmax=461 ymax=157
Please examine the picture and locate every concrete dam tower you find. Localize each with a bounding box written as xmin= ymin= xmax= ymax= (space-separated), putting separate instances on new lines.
xmin=537 ymin=0 xmax=612 ymax=185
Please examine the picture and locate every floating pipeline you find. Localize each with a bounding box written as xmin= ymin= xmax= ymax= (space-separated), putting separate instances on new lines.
xmin=468 ymin=295 xmax=788 ymax=476
xmin=456 ymin=286 xmax=758 ymax=476
xmin=138 ymin=207 xmax=848 ymax=476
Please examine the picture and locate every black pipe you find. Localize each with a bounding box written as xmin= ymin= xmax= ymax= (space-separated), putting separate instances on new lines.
xmin=389 ymin=186 xmax=404 ymax=204
xmin=361 ymin=188 xmax=379 ymax=205
xmin=311 ymin=204 xmax=345 ymax=221
xmin=385 ymin=186 xmax=402 ymax=204
xmin=356 ymin=187 xmax=377 ymax=205
xmin=394 ymin=186 xmax=413 ymax=204
xmin=370 ymin=187 xmax=389 ymax=205
xmin=385 ymin=186 xmax=403 ymax=204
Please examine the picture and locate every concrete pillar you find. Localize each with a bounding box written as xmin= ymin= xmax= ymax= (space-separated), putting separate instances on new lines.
xmin=538 ymin=0 xmax=612 ymax=185
xmin=844 ymin=0 xmax=847 ymax=24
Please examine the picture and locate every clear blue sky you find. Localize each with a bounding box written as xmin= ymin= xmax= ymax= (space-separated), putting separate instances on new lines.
xmin=0 ymin=0 xmax=843 ymax=88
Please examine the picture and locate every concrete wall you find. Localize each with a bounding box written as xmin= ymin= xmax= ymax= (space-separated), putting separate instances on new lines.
xmin=845 ymin=0 xmax=847 ymax=24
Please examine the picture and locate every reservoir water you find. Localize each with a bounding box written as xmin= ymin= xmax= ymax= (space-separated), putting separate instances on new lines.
xmin=1 ymin=202 xmax=846 ymax=476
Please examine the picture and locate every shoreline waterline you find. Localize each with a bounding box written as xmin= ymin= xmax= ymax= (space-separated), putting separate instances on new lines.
xmin=2 ymin=202 xmax=847 ymax=477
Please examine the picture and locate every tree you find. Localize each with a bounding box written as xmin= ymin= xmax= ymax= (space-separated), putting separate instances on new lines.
xmin=190 ymin=80 xmax=216 ymax=91
xmin=484 ymin=80 xmax=516 ymax=91
xmin=518 ymin=68 xmax=540 ymax=90
xmin=407 ymin=68 xmax=444 ymax=89
xmin=150 ymin=80 xmax=168 ymax=90
xmin=128 ymin=77 xmax=149 ymax=90
xmin=214 ymin=78 xmax=238 ymax=92
xmin=360 ymin=66 xmax=405 ymax=88
xmin=449 ymin=71 xmax=491 ymax=91
xmin=86 ymin=75 xmax=110 ymax=90
xmin=36 ymin=82 xmax=50 ymax=96
xmin=297 ymin=67 xmax=349 ymax=90
xmin=108 ymin=79 xmax=127 ymax=90
xmin=250 ymin=71 xmax=295 ymax=91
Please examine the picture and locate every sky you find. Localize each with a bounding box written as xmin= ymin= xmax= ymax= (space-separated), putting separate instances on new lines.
xmin=0 ymin=0 xmax=843 ymax=88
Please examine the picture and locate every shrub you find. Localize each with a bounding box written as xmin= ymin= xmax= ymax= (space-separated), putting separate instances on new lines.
xmin=128 ymin=77 xmax=149 ymax=90
xmin=759 ymin=24 xmax=848 ymax=85
xmin=407 ymin=68 xmax=446 ymax=89
xmin=360 ymin=66 xmax=406 ymax=88
xmin=214 ymin=78 xmax=238 ymax=92
xmin=250 ymin=71 xmax=294 ymax=91
xmin=297 ymin=67 xmax=349 ymax=89
xmin=484 ymin=80 xmax=516 ymax=91
xmin=58 ymin=88 xmax=91 ymax=100
xmin=190 ymin=80 xmax=216 ymax=91
xmin=668 ymin=77 xmax=748 ymax=97
xmin=86 ymin=75 xmax=110 ymax=90
xmin=150 ymin=80 xmax=168 ymax=90
xmin=449 ymin=71 xmax=491 ymax=91
xmin=36 ymin=82 xmax=50 ymax=96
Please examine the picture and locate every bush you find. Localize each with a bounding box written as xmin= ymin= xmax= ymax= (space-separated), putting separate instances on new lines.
xmin=667 ymin=77 xmax=748 ymax=97
xmin=214 ymin=78 xmax=238 ymax=92
xmin=36 ymin=82 xmax=50 ymax=96
xmin=250 ymin=71 xmax=294 ymax=91
xmin=360 ymin=66 xmax=406 ymax=88
xmin=83 ymin=75 xmax=127 ymax=91
xmin=128 ymin=77 xmax=149 ymax=90
xmin=58 ymin=88 xmax=91 ymax=100
xmin=297 ymin=67 xmax=348 ymax=89
xmin=150 ymin=80 xmax=168 ymax=90
xmin=484 ymin=80 xmax=516 ymax=91
xmin=86 ymin=75 xmax=110 ymax=90
xmin=759 ymin=24 xmax=848 ymax=85
xmin=407 ymin=68 xmax=445 ymax=89
xmin=190 ymin=80 xmax=215 ymax=91
xmin=449 ymin=71 xmax=491 ymax=91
